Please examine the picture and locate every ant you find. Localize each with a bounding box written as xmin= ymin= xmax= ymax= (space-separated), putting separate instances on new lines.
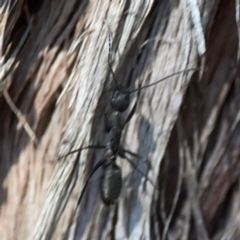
xmin=58 ymin=27 xmax=199 ymax=208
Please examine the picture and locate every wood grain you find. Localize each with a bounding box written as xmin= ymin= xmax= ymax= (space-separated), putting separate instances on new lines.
xmin=0 ymin=0 xmax=239 ymax=239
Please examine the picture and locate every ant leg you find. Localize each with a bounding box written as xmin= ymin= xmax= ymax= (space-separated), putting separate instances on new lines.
xmin=58 ymin=145 xmax=105 ymax=161
xmin=126 ymin=149 xmax=150 ymax=166
xmin=77 ymin=159 xmax=105 ymax=207
xmin=121 ymin=148 xmax=141 ymax=159
xmin=119 ymin=153 xmax=159 ymax=193
xmin=126 ymin=83 xmax=141 ymax=124
xmin=119 ymin=147 xmax=150 ymax=167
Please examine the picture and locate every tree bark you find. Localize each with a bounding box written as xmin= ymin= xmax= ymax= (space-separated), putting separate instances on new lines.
xmin=0 ymin=0 xmax=239 ymax=239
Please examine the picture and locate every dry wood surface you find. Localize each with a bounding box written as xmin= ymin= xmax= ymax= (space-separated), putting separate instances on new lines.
xmin=0 ymin=0 xmax=240 ymax=239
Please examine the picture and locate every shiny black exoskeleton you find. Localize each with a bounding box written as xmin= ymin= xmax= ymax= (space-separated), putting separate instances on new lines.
xmin=59 ymin=27 xmax=199 ymax=207
xmin=75 ymin=82 xmax=141 ymax=205
xmin=98 ymin=84 xmax=140 ymax=205
xmin=100 ymin=158 xmax=122 ymax=206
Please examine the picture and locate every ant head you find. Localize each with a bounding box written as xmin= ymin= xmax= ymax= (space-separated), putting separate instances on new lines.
xmin=111 ymin=85 xmax=130 ymax=112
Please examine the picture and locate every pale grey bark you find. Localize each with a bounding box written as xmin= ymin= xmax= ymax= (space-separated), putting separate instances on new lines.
xmin=0 ymin=0 xmax=239 ymax=240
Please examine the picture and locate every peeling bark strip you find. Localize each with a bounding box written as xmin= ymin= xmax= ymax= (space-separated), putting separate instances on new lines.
xmin=0 ymin=0 xmax=239 ymax=240
xmin=0 ymin=3 xmax=38 ymax=144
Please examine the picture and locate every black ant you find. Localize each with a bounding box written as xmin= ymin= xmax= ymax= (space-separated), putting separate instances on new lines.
xmin=58 ymin=28 xmax=199 ymax=207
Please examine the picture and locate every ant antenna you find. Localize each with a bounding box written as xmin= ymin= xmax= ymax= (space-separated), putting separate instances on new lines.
xmin=122 ymin=154 xmax=159 ymax=193
xmin=105 ymin=22 xmax=118 ymax=86
xmin=118 ymin=148 xmax=159 ymax=192
xmin=57 ymin=145 xmax=105 ymax=161
xmin=129 ymin=67 xmax=200 ymax=94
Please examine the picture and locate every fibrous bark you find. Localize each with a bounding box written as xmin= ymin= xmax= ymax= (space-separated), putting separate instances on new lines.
xmin=0 ymin=0 xmax=239 ymax=240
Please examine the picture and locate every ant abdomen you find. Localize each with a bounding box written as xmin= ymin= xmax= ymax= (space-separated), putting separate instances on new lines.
xmin=100 ymin=161 xmax=122 ymax=206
